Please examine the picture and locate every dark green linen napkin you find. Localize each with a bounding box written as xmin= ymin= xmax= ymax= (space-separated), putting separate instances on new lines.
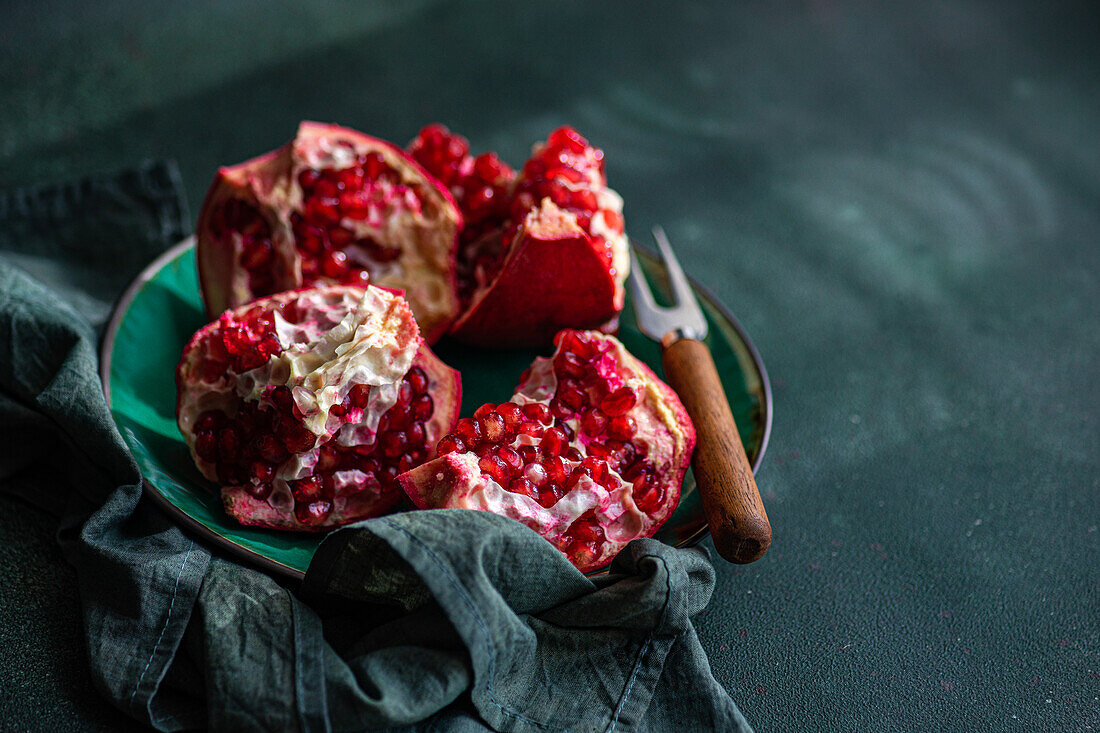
xmin=0 ymin=163 xmax=750 ymax=732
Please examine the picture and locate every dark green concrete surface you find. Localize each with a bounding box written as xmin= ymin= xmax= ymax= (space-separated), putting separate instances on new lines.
xmin=2 ymin=1 xmax=1097 ymax=730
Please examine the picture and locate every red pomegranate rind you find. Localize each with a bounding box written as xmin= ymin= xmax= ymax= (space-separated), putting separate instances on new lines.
xmin=446 ymin=126 xmax=630 ymax=347
xmin=176 ymin=284 xmax=460 ymax=532
xmin=398 ymin=329 xmax=695 ymax=572
xmin=448 ymin=201 xmax=619 ymax=347
xmin=196 ymin=121 xmax=462 ymax=344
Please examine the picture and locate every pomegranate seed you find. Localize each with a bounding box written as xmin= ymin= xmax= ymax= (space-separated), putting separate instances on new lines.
xmin=480 ymin=412 xmax=506 ymax=443
xmin=600 ymin=386 xmax=636 ymax=416
xmin=298 ymin=168 xmax=321 ymax=190
xmin=407 ymin=421 xmax=426 ymax=447
xmin=195 ymin=411 xmax=224 ymax=432
xmin=195 ymin=432 xmax=218 ymax=461
xmin=295 ymin=499 xmax=332 ymax=526
xmin=557 ymin=420 xmax=575 ymax=442
xmin=479 ymin=455 xmax=508 ymax=483
xmin=565 ymin=465 xmax=592 ymax=491
xmin=245 ymin=482 xmax=272 ymax=500
xmin=397 ymin=381 xmax=415 ymax=406
xmin=544 ymin=457 xmax=568 ymax=484
xmin=378 ymin=465 xmax=400 ymax=489
xmin=284 ymin=424 xmax=315 ymax=453
xmin=495 ymin=446 xmax=523 ymax=473
xmin=406 ymin=366 xmax=429 ymax=394
xmin=496 ymin=402 xmax=524 ymax=430
xmin=362 ymin=152 xmax=390 ymax=179
xmin=587 ymin=442 xmax=610 ymax=459
xmin=328 ymin=225 xmax=355 ymax=248
xmin=216 ymin=427 xmax=240 ymax=459
xmin=438 ymin=435 xmax=465 ymax=455
xmin=607 ymin=415 xmax=637 ymax=441
xmin=555 ymin=351 xmax=586 ymax=380
xmin=570 ymin=520 xmax=603 ymax=543
xmin=522 ymin=402 xmax=552 ymax=425
xmin=241 ymin=239 xmax=273 ymax=270
xmin=548 ymin=126 xmax=589 ymax=154
xmin=474 ymin=403 xmax=498 ymax=419
xmin=257 ymin=435 xmax=286 ymax=463
xmin=455 ymin=418 xmax=482 ymax=446
xmin=565 ymin=447 xmax=583 ymax=462
xmin=581 ymin=408 xmax=608 ymax=436
xmin=397 ymin=454 xmax=416 ymax=473
xmin=557 ymin=381 xmax=586 ymax=411
xmin=566 ymin=539 xmax=601 ymax=562
xmin=321 ymin=249 xmax=348 ymax=279
xmin=580 ymin=457 xmax=607 ymax=483
xmin=518 ymin=422 xmax=544 ymax=439
xmin=347 ymin=383 xmax=371 ymax=409
xmin=509 ymin=477 xmax=536 ymax=497
xmin=380 ymin=431 xmax=408 ymax=458
xmin=523 ymin=462 xmax=548 ymax=486
xmin=292 ymin=476 xmax=324 ymax=501
xmin=635 ymin=481 xmax=663 ymax=514
xmin=541 ymin=427 xmax=568 ymax=458
xmin=356 ymin=456 xmax=381 ymax=474
xmin=536 ymin=485 xmax=561 ymax=508
xmin=518 ymin=445 xmax=541 ymax=464
xmin=474 ymin=444 xmax=493 ymax=458
xmin=411 ymin=394 xmax=434 ymax=421
xmin=550 ymin=398 xmax=572 ymax=420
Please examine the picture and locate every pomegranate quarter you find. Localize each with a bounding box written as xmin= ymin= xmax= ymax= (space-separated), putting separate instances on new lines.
xmin=409 ymin=125 xmax=630 ymax=347
xmin=398 ymin=329 xmax=695 ymax=572
xmin=196 ymin=121 xmax=462 ymax=343
xmin=176 ymin=284 xmax=460 ymax=531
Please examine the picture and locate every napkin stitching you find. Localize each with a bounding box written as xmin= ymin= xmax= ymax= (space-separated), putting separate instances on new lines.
xmin=605 ymin=553 xmax=672 ymax=733
xmin=129 ymin=539 xmax=195 ymax=710
xmin=381 ymin=519 xmax=552 ymax=729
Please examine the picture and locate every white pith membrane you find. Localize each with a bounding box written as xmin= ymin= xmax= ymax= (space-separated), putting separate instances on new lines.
xmin=177 ymin=285 xmax=420 ymax=519
xmin=402 ymin=331 xmax=692 ymax=571
xmin=202 ymin=122 xmax=459 ymax=340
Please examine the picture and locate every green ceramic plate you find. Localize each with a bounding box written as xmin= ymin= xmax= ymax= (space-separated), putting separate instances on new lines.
xmin=101 ymin=238 xmax=771 ymax=579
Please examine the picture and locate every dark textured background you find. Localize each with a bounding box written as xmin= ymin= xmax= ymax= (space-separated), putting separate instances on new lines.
xmin=2 ymin=1 xmax=1098 ymax=730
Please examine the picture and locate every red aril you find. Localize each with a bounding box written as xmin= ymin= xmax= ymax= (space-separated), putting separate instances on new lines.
xmin=398 ymin=329 xmax=694 ymax=572
xmin=196 ymin=121 xmax=462 ymax=344
xmin=176 ymin=284 xmax=461 ymax=531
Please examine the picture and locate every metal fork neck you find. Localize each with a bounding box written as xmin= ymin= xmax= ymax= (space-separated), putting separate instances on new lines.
xmin=661 ymin=327 xmax=705 ymax=349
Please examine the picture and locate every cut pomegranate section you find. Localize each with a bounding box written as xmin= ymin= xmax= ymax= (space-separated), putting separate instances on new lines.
xmin=176 ymin=284 xmax=461 ymax=531
xmin=408 ymin=125 xmax=630 ymax=347
xmin=196 ymin=121 xmax=462 ymax=343
xmin=398 ymin=329 xmax=694 ymax=572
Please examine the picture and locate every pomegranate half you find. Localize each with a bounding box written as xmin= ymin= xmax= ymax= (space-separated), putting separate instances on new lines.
xmin=196 ymin=121 xmax=462 ymax=343
xmin=408 ymin=125 xmax=630 ymax=347
xmin=176 ymin=284 xmax=460 ymax=531
xmin=398 ymin=329 xmax=694 ymax=572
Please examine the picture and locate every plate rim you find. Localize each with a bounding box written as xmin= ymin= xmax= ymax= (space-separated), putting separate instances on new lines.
xmin=99 ymin=237 xmax=772 ymax=581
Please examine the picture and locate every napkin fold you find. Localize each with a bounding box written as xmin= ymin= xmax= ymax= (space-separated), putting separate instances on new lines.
xmin=0 ymin=163 xmax=751 ymax=732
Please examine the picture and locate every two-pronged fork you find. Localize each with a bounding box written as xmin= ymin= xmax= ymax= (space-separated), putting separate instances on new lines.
xmin=628 ymin=228 xmax=771 ymax=564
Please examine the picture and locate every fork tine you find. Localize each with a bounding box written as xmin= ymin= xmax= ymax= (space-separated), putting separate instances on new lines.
xmin=652 ymin=225 xmax=696 ymax=308
xmin=627 ymin=248 xmax=660 ymax=312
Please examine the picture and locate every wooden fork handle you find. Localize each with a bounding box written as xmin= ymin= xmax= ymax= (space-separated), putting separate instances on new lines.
xmin=661 ymin=337 xmax=771 ymax=564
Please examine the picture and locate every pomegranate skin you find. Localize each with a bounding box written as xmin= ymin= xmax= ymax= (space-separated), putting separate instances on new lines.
xmin=399 ymin=329 xmax=695 ymax=572
xmin=196 ymin=121 xmax=463 ymax=344
xmin=447 ymin=200 xmax=620 ymax=347
xmin=176 ymin=284 xmax=461 ymax=532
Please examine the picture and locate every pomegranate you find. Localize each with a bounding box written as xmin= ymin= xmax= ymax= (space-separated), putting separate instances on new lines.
xmin=196 ymin=121 xmax=462 ymax=344
xmin=398 ymin=329 xmax=695 ymax=572
xmin=176 ymin=284 xmax=460 ymax=531
xmin=408 ymin=125 xmax=630 ymax=347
